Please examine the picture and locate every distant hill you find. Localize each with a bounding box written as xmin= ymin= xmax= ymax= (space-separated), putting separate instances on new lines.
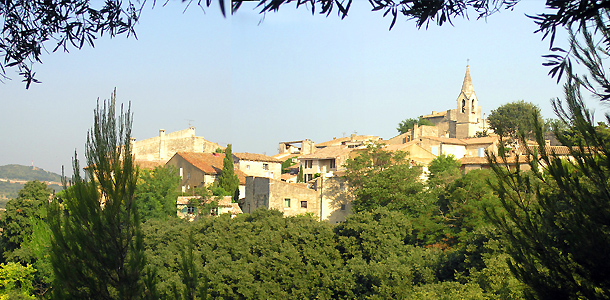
xmin=0 ymin=164 xmax=64 ymax=208
xmin=0 ymin=164 xmax=62 ymax=182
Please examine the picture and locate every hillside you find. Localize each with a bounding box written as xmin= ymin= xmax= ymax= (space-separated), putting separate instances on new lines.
xmin=0 ymin=164 xmax=62 ymax=182
xmin=0 ymin=164 xmax=63 ymax=207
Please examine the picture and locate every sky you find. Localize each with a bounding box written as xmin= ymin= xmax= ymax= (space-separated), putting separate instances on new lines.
xmin=1 ymin=0 xmax=605 ymax=176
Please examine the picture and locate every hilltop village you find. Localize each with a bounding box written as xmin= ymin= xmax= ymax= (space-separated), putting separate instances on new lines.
xmin=130 ymin=66 xmax=560 ymax=222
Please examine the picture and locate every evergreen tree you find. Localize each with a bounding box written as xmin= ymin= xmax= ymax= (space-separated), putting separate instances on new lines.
xmin=487 ymin=17 xmax=610 ymax=299
xmin=48 ymin=92 xmax=147 ymax=299
xmin=297 ymin=165 xmax=304 ymax=183
xmin=217 ymin=144 xmax=239 ymax=202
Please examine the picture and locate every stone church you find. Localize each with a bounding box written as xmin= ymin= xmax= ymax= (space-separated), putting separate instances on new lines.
xmin=409 ymin=66 xmax=486 ymax=140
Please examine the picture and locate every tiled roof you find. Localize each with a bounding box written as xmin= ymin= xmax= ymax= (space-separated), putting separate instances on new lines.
xmin=234 ymin=152 xmax=282 ymax=163
xmin=461 ymin=136 xmax=498 ymax=145
xmin=272 ymin=153 xmax=299 ymax=161
xmin=459 ymin=156 xmax=529 ymax=165
xmin=300 ymin=146 xmax=355 ymax=159
xmin=526 ymin=145 xmax=572 ymax=155
xmin=176 ymin=152 xmax=225 ymax=174
xmin=315 ymin=135 xmax=380 ymax=147
xmin=281 ymin=173 xmax=296 ymax=181
xmin=174 ymin=152 xmax=247 ymax=184
xmin=420 ymin=136 xmax=468 ymax=145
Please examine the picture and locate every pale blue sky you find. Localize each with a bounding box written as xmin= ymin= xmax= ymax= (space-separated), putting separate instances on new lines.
xmin=0 ymin=1 xmax=599 ymax=175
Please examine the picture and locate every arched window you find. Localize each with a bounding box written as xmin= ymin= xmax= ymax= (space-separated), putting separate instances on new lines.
xmin=461 ymin=99 xmax=466 ymax=113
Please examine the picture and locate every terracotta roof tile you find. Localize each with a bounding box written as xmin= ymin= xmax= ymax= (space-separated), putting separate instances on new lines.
xmin=234 ymin=152 xmax=282 ymax=163
xmin=176 ymin=152 xmax=225 ymax=174
xmin=459 ymin=156 xmax=529 ymax=165
xmin=175 ymin=152 xmax=247 ymax=185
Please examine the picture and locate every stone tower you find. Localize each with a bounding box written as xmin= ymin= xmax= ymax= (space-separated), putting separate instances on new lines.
xmin=454 ymin=65 xmax=482 ymax=138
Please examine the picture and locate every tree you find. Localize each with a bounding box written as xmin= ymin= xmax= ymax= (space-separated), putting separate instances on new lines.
xmin=48 ymin=91 xmax=147 ymax=299
xmin=486 ymin=17 xmax=610 ymax=299
xmin=297 ymin=165 xmax=304 ymax=183
xmin=217 ymin=144 xmax=239 ymax=202
xmin=427 ymin=154 xmax=461 ymax=188
xmin=397 ymin=117 xmax=434 ymax=134
xmin=0 ymin=262 xmax=36 ymax=299
xmin=488 ymin=100 xmax=543 ymax=139
xmin=344 ymin=143 xmax=424 ymax=212
xmin=135 ymin=166 xmax=181 ymax=222
xmin=0 ymin=180 xmax=51 ymax=262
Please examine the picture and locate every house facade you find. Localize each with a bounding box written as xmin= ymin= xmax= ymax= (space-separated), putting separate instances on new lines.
xmin=299 ymin=146 xmax=355 ymax=182
xmin=165 ymin=152 xmax=247 ymax=197
xmin=233 ymin=152 xmax=282 ymax=181
xmin=243 ymin=176 xmax=354 ymax=223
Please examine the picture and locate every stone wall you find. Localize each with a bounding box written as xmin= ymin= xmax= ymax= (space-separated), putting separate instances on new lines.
xmin=132 ymin=127 xmax=223 ymax=162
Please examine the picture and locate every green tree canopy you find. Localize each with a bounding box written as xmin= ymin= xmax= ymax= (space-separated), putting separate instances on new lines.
xmin=427 ymin=154 xmax=461 ymax=189
xmin=488 ymin=100 xmax=543 ymax=139
xmin=344 ymin=143 xmax=424 ymax=212
xmin=0 ymin=180 xmax=51 ymax=262
xmin=135 ymin=166 xmax=181 ymax=222
xmin=397 ymin=117 xmax=434 ymax=134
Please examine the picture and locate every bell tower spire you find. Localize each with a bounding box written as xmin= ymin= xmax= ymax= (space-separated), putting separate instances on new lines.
xmin=453 ymin=64 xmax=482 ymax=138
xmin=461 ymin=64 xmax=475 ymax=98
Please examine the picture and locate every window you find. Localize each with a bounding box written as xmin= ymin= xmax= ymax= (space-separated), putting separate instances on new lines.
xmin=263 ymin=163 xmax=269 ymax=170
xmin=300 ymin=201 xmax=307 ymax=208
xmin=461 ymin=99 xmax=466 ymax=113
xmin=329 ymin=159 xmax=336 ymax=169
xmin=180 ymin=167 xmax=183 ymax=178
xmin=181 ymin=185 xmax=186 ymax=193
xmin=284 ymin=198 xmax=291 ymax=208
xmin=340 ymin=204 xmax=346 ymax=211
xmin=305 ymin=174 xmax=313 ymax=182
xmin=187 ymin=206 xmax=196 ymax=214
xmin=187 ymin=172 xmax=191 ymax=179
xmin=304 ymin=160 xmax=312 ymax=169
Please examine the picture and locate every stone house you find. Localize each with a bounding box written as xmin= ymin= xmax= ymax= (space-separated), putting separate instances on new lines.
xmin=233 ymin=152 xmax=282 ymax=181
xmin=243 ymin=175 xmax=353 ymax=223
xmin=299 ymin=146 xmax=356 ymax=182
xmin=165 ymin=152 xmax=247 ymax=198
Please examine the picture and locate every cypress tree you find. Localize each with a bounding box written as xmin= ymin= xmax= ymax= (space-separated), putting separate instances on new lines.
xmin=48 ymin=92 xmax=147 ymax=299
xmin=218 ymin=144 xmax=239 ymax=202
xmin=297 ymin=165 xmax=304 ymax=183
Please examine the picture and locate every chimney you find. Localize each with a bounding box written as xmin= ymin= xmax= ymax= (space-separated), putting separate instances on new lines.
xmin=159 ymin=129 xmax=166 ymax=160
